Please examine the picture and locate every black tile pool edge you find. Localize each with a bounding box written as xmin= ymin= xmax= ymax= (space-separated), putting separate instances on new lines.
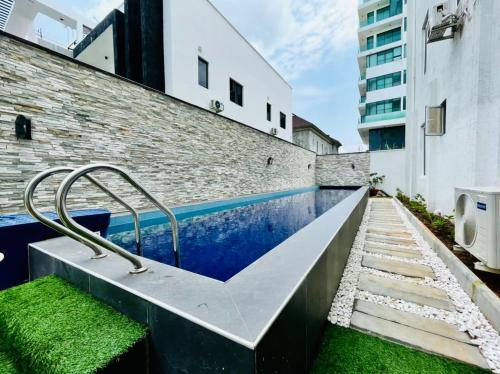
xmin=28 ymin=187 xmax=368 ymax=374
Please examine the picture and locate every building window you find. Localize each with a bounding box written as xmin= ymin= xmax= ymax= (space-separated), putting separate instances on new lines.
xmin=403 ymin=96 xmax=407 ymax=110
xmin=267 ymin=103 xmax=272 ymax=121
xmin=367 ymin=11 xmax=375 ymax=24
xmin=404 ymin=17 xmax=407 ymax=31
xmin=376 ymin=27 xmax=401 ymax=47
xmin=230 ymin=78 xmax=243 ymax=106
xmin=280 ymin=112 xmax=286 ymax=129
xmin=366 ymin=98 xmax=401 ymax=115
xmin=366 ymin=46 xmax=402 ymax=67
xmin=377 ymin=6 xmax=390 ymax=21
xmin=367 ymin=72 xmax=401 ymax=91
xmin=367 ymin=36 xmax=374 ymax=50
xmin=198 ymin=57 xmax=208 ymax=88
xmin=369 ymin=126 xmax=405 ymax=151
xmin=403 ymin=69 xmax=407 ymax=84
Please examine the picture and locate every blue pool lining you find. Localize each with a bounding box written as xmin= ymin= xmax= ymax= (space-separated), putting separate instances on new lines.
xmin=107 ymin=186 xmax=320 ymax=234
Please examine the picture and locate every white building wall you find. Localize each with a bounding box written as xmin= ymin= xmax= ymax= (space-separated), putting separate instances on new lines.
xmin=406 ymin=0 xmax=500 ymax=213
xmin=370 ymin=149 xmax=406 ymax=196
xmin=163 ymin=0 xmax=293 ymax=142
xmin=293 ymin=129 xmax=338 ymax=155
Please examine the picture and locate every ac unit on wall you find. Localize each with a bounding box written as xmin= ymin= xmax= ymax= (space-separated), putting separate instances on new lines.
xmin=431 ymin=1 xmax=450 ymax=26
xmin=455 ymin=187 xmax=500 ymax=270
xmin=211 ymin=100 xmax=224 ymax=113
xmin=270 ymin=128 xmax=278 ymax=136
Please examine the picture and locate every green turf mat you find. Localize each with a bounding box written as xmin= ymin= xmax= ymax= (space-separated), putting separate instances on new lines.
xmin=311 ymin=324 xmax=488 ymax=374
xmin=0 ymin=276 xmax=147 ymax=374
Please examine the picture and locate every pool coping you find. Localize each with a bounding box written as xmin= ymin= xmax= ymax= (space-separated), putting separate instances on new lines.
xmin=29 ymin=187 xmax=369 ymax=370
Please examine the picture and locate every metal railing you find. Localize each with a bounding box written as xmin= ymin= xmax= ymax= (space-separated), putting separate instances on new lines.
xmin=55 ymin=164 xmax=181 ymax=272
xmin=24 ymin=166 xmax=143 ymax=261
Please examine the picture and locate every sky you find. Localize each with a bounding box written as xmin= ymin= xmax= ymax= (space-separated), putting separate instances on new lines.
xmin=38 ymin=0 xmax=365 ymax=151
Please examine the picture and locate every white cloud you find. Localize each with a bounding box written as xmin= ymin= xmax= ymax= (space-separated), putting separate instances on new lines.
xmin=212 ymin=0 xmax=359 ymax=81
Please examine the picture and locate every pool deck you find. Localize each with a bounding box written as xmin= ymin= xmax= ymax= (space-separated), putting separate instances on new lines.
xmin=330 ymin=198 xmax=498 ymax=371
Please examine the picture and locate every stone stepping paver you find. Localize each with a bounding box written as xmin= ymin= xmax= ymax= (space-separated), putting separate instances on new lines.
xmin=365 ymin=234 xmax=416 ymax=247
xmin=366 ymin=227 xmax=413 ymax=238
xmin=351 ymin=311 xmax=489 ymax=369
xmin=358 ymin=273 xmax=454 ymax=311
xmin=364 ymin=243 xmax=423 ymax=259
xmin=354 ymin=300 xmax=471 ymax=343
xmin=362 ymin=255 xmax=436 ymax=279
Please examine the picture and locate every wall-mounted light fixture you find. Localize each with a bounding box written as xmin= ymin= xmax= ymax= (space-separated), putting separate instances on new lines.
xmin=267 ymin=157 xmax=274 ymax=166
xmin=351 ymin=163 xmax=356 ymax=170
xmin=15 ymin=115 xmax=32 ymax=140
xmin=307 ymin=164 xmax=312 ymax=170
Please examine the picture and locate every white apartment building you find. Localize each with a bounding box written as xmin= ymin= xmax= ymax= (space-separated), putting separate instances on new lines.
xmin=405 ymin=0 xmax=500 ymax=213
xmin=358 ymin=0 xmax=408 ymax=195
xmin=73 ymin=0 xmax=293 ymax=142
xmin=0 ymin=0 xmax=94 ymax=56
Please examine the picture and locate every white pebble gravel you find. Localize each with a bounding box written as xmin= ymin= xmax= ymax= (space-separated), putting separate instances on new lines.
xmin=328 ymin=199 xmax=500 ymax=372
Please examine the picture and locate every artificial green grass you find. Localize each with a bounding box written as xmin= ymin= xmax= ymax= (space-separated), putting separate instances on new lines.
xmin=0 ymin=276 xmax=147 ymax=374
xmin=311 ymin=325 xmax=488 ymax=374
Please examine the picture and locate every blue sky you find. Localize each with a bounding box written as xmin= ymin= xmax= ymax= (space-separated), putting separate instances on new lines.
xmin=40 ymin=0 xmax=363 ymax=150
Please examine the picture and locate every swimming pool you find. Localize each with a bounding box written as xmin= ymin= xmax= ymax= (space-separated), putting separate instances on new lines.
xmin=105 ymin=187 xmax=354 ymax=281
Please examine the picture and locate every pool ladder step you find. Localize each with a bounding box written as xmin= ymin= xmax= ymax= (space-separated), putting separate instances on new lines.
xmin=24 ymin=164 xmax=180 ymax=274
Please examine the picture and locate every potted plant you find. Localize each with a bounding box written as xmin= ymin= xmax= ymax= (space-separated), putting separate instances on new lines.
xmin=369 ymin=172 xmax=386 ymax=197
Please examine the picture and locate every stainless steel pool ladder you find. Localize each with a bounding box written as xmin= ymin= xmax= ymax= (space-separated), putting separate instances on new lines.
xmin=24 ymin=164 xmax=181 ymax=274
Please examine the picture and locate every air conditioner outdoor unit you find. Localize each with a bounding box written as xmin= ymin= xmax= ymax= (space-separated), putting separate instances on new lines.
xmin=427 ymin=1 xmax=459 ymax=43
xmin=211 ymin=100 xmax=224 ymax=113
xmin=455 ymin=187 xmax=500 ymax=270
xmin=270 ymin=128 xmax=278 ymax=136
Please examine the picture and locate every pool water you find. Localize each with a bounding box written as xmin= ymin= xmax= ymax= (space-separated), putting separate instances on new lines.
xmin=106 ymin=188 xmax=354 ymax=281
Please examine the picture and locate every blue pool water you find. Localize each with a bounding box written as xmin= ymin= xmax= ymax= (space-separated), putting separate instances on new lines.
xmin=106 ymin=188 xmax=354 ymax=281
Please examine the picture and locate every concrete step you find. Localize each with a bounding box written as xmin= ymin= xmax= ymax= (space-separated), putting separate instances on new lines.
xmin=364 ymin=243 xmax=423 ymax=259
xmin=351 ymin=311 xmax=489 ymax=369
xmin=368 ymin=223 xmax=407 ymax=231
xmin=365 ymin=234 xmax=416 ymax=247
xmin=358 ymin=273 xmax=454 ymax=311
xmin=362 ymin=255 xmax=436 ymax=279
xmin=354 ymin=300 xmax=472 ymax=344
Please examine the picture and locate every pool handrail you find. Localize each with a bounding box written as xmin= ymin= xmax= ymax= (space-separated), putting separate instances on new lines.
xmin=24 ymin=167 xmax=143 ymax=259
xmin=55 ymin=164 xmax=181 ymax=273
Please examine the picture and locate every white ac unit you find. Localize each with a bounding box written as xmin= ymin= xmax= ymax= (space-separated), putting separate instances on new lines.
xmin=270 ymin=128 xmax=278 ymax=136
xmin=455 ymin=187 xmax=500 ymax=269
xmin=211 ymin=100 xmax=224 ymax=113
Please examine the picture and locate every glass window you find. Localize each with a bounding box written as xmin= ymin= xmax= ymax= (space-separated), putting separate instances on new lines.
xmin=366 ymin=98 xmax=401 ymax=115
xmin=367 ymin=11 xmax=375 ymax=24
xmin=403 ymin=69 xmax=407 ymax=84
xmin=377 ymin=6 xmax=390 ymax=21
xmin=280 ymin=112 xmax=286 ymax=129
xmin=367 ymin=36 xmax=374 ymax=50
xmin=230 ymin=78 xmax=243 ymax=106
xmin=404 ymin=17 xmax=407 ymax=31
xmin=369 ymin=126 xmax=406 ymax=151
xmin=376 ymin=27 xmax=401 ymax=47
xmin=267 ymin=103 xmax=272 ymax=121
xmin=198 ymin=57 xmax=208 ymax=88
xmin=367 ymin=46 xmax=402 ymax=67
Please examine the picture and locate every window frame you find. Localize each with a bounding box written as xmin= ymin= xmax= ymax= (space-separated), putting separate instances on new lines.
xmin=229 ymin=78 xmax=243 ymax=106
xmin=280 ymin=112 xmax=286 ymax=129
xmin=267 ymin=103 xmax=272 ymax=122
xmin=198 ymin=57 xmax=209 ymax=89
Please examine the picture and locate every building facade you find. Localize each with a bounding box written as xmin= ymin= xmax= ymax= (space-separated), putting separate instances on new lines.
xmin=292 ymin=115 xmax=341 ymax=155
xmin=73 ymin=0 xmax=293 ymax=142
xmin=405 ymin=0 xmax=500 ymax=213
xmin=357 ymin=0 xmax=407 ymax=150
xmin=1 ymin=0 xmax=94 ymax=56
